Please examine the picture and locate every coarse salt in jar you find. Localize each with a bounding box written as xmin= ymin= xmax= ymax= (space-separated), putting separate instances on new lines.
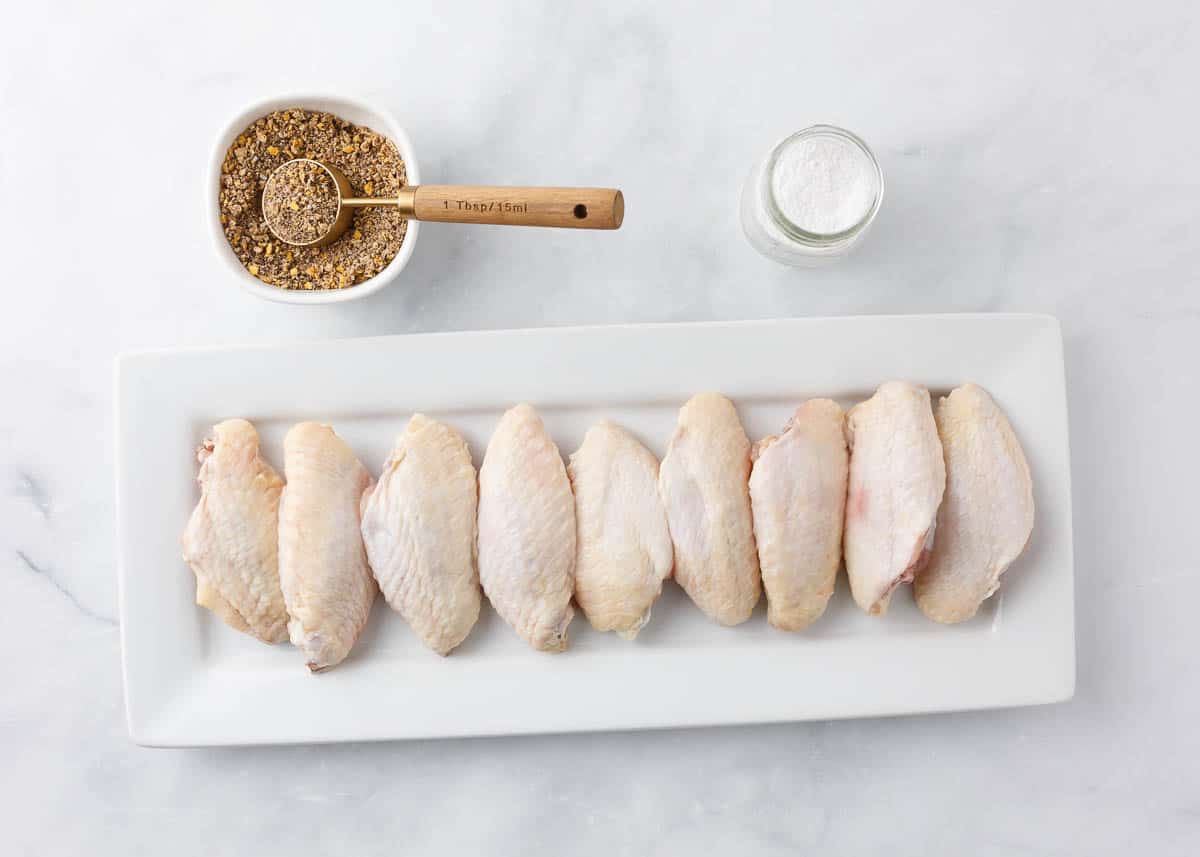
xmin=740 ymin=124 xmax=883 ymax=266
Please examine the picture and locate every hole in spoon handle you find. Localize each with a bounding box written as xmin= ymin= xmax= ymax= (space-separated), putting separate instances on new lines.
xmin=411 ymin=186 xmax=623 ymax=229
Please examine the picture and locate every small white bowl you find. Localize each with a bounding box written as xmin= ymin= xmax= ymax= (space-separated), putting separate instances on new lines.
xmin=208 ymin=93 xmax=421 ymax=304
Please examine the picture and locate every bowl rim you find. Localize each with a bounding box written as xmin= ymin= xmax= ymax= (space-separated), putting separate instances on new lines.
xmin=207 ymin=92 xmax=421 ymax=304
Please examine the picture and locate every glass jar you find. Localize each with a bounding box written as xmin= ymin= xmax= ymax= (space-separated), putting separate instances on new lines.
xmin=740 ymin=125 xmax=883 ymax=267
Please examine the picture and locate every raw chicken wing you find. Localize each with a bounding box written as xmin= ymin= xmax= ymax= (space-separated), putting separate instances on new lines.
xmin=914 ymin=384 xmax=1034 ymax=623
xmin=361 ymin=414 xmax=481 ymax=654
xmin=658 ymin=393 xmax=761 ymax=625
xmin=750 ymin=399 xmax=848 ymax=631
xmin=278 ymin=422 xmax=377 ymax=672
xmin=567 ymin=420 xmax=673 ymax=639
xmin=477 ymin=404 xmax=576 ymax=652
xmin=844 ymin=382 xmax=946 ymax=615
xmin=181 ymin=418 xmax=288 ymax=643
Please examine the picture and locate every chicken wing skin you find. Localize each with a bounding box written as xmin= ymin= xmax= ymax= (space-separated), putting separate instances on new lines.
xmin=658 ymin=393 xmax=761 ymax=625
xmin=477 ymin=404 xmax=576 ymax=652
xmin=844 ymin=382 xmax=946 ymax=615
xmin=914 ymin=384 xmax=1034 ymax=623
xmin=361 ymin=414 xmax=481 ymax=655
xmin=278 ymin=422 xmax=377 ymax=672
xmin=750 ymin=399 xmax=848 ymax=631
xmin=181 ymin=418 xmax=288 ymax=643
xmin=567 ymin=420 xmax=673 ymax=639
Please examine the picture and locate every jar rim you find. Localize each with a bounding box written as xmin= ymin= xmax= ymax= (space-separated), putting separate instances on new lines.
xmin=763 ymin=125 xmax=884 ymax=246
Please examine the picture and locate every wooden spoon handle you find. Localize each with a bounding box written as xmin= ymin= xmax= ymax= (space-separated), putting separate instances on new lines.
xmin=411 ymin=186 xmax=623 ymax=229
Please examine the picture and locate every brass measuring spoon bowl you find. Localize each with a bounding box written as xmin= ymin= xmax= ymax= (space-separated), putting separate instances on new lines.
xmin=260 ymin=159 xmax=399 ymax=248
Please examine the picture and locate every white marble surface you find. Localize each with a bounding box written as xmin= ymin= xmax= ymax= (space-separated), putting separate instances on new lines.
xmin=2 ymin=1 xmax=1197 ymax=854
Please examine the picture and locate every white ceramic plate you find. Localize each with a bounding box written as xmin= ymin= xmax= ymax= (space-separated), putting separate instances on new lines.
xmin=115 ymin=315 xmax=1074 ymax=747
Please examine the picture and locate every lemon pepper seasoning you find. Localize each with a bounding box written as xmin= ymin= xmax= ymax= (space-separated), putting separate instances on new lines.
xmin=219 ymin=108 xmax=407 ymax=290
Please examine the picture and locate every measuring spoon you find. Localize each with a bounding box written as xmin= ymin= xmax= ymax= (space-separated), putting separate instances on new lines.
xmin=263 ymin=158 xmax=624 ymax=247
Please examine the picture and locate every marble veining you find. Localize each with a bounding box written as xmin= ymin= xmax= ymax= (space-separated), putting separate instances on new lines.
xmin=1 ymin=1 xmax=1198 ymax=855
xmin=15 ymin=550 xmax=117 ymax=626
xmin=17 ymin=473 xmax=52 ymax=519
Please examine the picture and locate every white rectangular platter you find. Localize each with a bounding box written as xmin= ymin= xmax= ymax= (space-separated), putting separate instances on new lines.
xmin=116 ymin=315 xmax=1074 ymax=747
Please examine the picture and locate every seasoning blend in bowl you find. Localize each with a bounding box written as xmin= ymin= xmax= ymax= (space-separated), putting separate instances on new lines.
xmin=218 ymin=106 xmax=409 ymax=292
xmin=740 ymin=125 xmax=883 ymax=266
